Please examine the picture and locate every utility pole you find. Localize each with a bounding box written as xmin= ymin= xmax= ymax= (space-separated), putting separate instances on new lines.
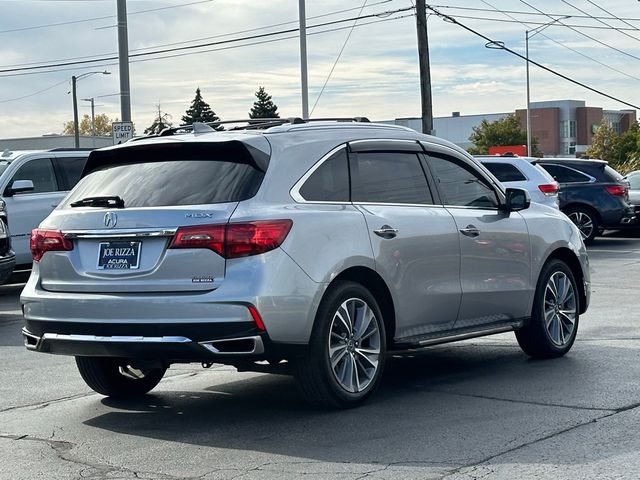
xmin=415 ymin=0 xmax=433 ymax=135
xmin=117 ymin=0 xmax=131 ymax=122
xmin=298 ymin=0 xmax=309 ymax=119
xmin=71 ymin=76 xmax=80 ymax=148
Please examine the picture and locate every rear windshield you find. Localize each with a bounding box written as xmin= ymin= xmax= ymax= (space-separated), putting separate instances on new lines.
xmin=63 ymin=143 xmax=266 ymax=208
xmin=482 ymin=162 xmax=527 ymax=182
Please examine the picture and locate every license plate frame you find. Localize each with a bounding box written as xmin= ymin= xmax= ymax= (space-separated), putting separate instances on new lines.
xmin=97 ymin=241 xmax=141 ymax=270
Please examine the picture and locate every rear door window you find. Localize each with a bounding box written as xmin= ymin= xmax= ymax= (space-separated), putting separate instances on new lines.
xmin=10 ymin=158 xmax=58 ymax=194
xmin=299 ymin=149 xmax=349 ymax=202
xmin=53 ymin=157 xmax=88 ymax=191
xmin=482 ymin=162 xmax=527 ymax=182
xmin=350 ymin=152 xmax=433 ymax=204
xmin=63 ymin=144 xmax=265 ymax=208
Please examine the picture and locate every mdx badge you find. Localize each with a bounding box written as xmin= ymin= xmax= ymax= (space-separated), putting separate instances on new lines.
xmin=185 ymin=213 xmax=213 ymax=218
xmin=104 ymin=212 xmax=118 ymax=228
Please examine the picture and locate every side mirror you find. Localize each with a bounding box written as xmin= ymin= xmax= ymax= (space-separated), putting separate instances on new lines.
xmin=6 ymin=179 xmax=34 ymax=196
xmin=503 ymin=187 xmax=530 ymax=212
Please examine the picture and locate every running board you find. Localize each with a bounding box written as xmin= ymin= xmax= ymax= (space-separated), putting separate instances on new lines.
xmin=390 ymin=320 xmax=525 ymax=352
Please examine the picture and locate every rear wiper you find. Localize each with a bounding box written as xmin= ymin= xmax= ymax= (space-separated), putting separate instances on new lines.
xmin=70 ymin=196 xmax=125 ymax=208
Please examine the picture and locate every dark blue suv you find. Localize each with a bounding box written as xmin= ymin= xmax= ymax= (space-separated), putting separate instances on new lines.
xmin=532 ymin=159 xmax=634 ymax=244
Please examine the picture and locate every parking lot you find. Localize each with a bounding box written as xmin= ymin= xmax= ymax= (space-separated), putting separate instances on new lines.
xmin=0 ymin=231 xmax=638 ymax=480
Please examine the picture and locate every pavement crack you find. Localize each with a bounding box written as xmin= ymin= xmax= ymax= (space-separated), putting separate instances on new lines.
xmin=432 ymin=390 xmax=616 ymax=412
xmin=0 ymin=392 xmax=94 ymax=414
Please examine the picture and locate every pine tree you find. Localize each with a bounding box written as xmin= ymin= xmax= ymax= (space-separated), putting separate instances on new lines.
xmin=249 ymin=86 xmax=279 ymax=119
xmin=182 ymin=87 xmax=220 ymax=125
xmin=144 ymin=104 xmax=172 ymax=135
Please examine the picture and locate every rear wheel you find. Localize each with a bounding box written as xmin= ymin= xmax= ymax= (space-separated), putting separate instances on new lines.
xmin=294 ymin=281 xmax=386 ymax=408
xmin=515 ymin=259 xmax=579 ymax=358
xmin=565 ymin=206 xmax=599 ymax=244
xmin=76 ymin=357 xmax=166 ymax=398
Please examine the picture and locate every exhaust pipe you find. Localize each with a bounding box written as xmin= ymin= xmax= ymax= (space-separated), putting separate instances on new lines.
xmin=199 ymin=336 xmax=265 ymax=355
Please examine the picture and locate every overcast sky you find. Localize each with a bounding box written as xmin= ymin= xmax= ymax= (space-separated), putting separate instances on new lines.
xmin=0 ymin=0 xmax=638 ymax=138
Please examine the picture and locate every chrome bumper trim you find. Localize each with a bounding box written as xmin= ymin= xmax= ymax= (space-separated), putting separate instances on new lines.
xmin=199 ymin=336 xmax=265 ymax=355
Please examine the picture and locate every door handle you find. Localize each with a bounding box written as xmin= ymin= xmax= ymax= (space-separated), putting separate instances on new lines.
xmin=373 ymin=225 xmax=398 ymax=239
xmin=459 ymin=225 xmax=480 ymax=237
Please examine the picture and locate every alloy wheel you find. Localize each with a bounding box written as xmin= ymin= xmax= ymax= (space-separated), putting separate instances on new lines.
xmin=568 ymin=211 xmax=594 ymax=241
xmin=544 ymin=271 xmax=577 ymax=346
xmin=328 ymin=298 xmax=381 ymax=393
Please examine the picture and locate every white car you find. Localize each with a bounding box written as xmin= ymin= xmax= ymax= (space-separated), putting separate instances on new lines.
xmin=476 ymin=155 xmax=560 ymax=209
xmin=0 ymin=149 xmax=90 ymax=279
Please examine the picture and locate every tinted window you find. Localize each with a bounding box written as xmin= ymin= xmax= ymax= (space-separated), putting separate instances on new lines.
xmin=64 ymin=160 xmax=263 ymax=208
xmin=54 ymin=157 xmax=88 ymax=190
xmin=428 ymin=154 xmax=499 ymax=208
xmin=482 ymin=162 xmax=527 ymax=182
xmin=11 ymin=158 xmax=58 ymax=194
xmin=299 ymin=149 xmax=349 ymax=201
xmin=351 ymin=152 xmax=432 ymax=204
xmin=540 ymin=164 xmax=591 ymax=183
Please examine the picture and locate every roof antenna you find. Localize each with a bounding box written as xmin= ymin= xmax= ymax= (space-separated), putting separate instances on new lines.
xmin=192 ymin=122 xmax=216 ymax=134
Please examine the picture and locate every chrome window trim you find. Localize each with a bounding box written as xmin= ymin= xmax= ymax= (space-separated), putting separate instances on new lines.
xmin=538 ymin=163 xmax=596 ymax=184
xmin=290 ymin=144 xmax=349 ymax=204
xmin=63 ymin=228 xmax=177 ymax=239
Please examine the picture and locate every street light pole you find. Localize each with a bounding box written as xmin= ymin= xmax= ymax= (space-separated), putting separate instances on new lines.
xmin=525 ymin=15 xmax=570 ymax=156
xmin=71 ymin=76 xmax=79 ymax=148
xmin=70 ymin=71 xmax=110 ymax=149
xmin=82 ymin=98 xmax=96 ymax=148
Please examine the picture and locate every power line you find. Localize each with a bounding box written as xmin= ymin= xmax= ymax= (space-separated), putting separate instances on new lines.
xmin=0 ymin=13 xmax=414 ymax=79
xmin=424 ymin=5 xmax=639 ymax=109
xmin=0 ymin=79 xmax=69 ymax=104
xmin=584 ymin=0 xmax=640 ymax=31
xmin=520 ymin=1 xmax=640 ymax=62
xmin=0 ymin=0 xmax=215 ymax=35
xmin=310 ymin=0 xmax=370 ymax=115
xmin=479 ymin=0 xmax=640 ymax=82
xmin=559 ymin=0 xmax=640 ymax=43
xmin=0 ymin=6 xmax=415 ymax=75
xmin=430 ymin=4 xmax=640 ymax=23
xmin=0 ymin=0 xmax=393 ymax=69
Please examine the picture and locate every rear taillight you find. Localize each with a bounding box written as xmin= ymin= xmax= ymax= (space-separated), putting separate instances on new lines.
xmin=538 ymin=183 xmax=559 ymax=195
xmin=170 ymin=220 xmax=292 ymax=259
xmin=248 ymin=305 xmax=266 ymax=331
xmin=30 ymin=229 xmax=73 ymax=262
xmin=605 ymin=185 xmax=627 ymax=197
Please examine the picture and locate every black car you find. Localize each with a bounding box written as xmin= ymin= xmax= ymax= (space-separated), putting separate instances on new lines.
xmin=0 ymin=200 xmax=15 ymax=283
xmin=532 ymin=159 xmax=634 ymax=243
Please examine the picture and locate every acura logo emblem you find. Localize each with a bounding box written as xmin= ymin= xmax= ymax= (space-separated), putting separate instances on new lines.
xmin=104 ymin=212 xmax=117 ymax=228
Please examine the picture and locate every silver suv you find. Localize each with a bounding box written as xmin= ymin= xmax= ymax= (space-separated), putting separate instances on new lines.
xmin=0 ymin=148 xmax=91 ymax=279
xmin=21 ymin=120 xmax=590 ymax=408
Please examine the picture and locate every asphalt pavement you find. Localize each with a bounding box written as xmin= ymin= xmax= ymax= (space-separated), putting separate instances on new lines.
xmin=1 ymin=232 xmax=639 ymax=480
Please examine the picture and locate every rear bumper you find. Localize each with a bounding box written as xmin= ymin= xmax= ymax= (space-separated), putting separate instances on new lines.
xmin=22 ymin=327 xmax=307 ymax=363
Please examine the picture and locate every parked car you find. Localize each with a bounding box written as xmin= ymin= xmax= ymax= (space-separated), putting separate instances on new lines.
xmin=0 ymin=148 xmax=91 ymax=280
xmin=0 ymin=199 xmax=15 ymax=284
xmin=475 ymin=155 xmax=559 ymax=209
xmin=531 ymin=158 xmax=634 ymax=244
xmin=21 ymin=120 xmax=590 ymax=408
xmin=624 ymin=171 xmax=640 ymax=219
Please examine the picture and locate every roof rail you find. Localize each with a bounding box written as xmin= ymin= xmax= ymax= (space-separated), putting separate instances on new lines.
xmin=47 ymin=147 xmax=95 ymax=152
xmin=157 ymin=117 xmax=370 ymax=137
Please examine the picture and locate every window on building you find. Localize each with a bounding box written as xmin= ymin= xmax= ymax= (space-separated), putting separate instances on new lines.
xmin=569 ymin=121 xmax=576 ymax=138
xmin=560 ymin=121 xmax=569 ymax=139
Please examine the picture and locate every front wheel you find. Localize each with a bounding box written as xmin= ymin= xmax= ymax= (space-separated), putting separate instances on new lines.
xmin=515 ymin=259 xmax=580 ymax=358
xmin=76 ymin=357 xmax=166 ymax=398
xmin=294 ymin=281 xmax=386 ymax=408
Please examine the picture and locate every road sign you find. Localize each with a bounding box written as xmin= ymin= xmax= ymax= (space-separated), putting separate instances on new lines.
xmin=112 ymin=121 xmax=134 ymax=144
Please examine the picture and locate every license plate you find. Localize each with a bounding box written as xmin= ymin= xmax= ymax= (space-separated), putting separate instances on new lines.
xmin=97 ymin=241 xmax=141 ymax=270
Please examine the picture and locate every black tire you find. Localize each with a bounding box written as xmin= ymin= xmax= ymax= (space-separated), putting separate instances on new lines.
xmin=294 ymin=281 xmax=387 ymax=408
xmin=76 ymin=357 xmax=166 ymax=398
xmin=564 ymin=206 xmax=599 ymax=245
xmin=515 ymin=259 xmax=580 ymax=359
